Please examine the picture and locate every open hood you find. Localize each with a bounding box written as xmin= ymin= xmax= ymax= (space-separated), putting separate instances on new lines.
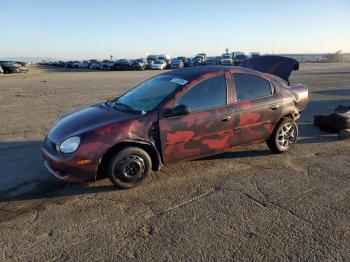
xmin=240 ymin=55 xmax=299 ymax=82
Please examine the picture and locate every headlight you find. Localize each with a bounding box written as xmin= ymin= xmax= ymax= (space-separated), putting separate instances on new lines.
xmin=59 ymin=136 xmax=80 ymax=153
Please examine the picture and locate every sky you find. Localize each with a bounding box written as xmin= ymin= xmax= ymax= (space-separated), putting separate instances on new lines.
xmin=1 ymin=0 xmax=350 ymax=59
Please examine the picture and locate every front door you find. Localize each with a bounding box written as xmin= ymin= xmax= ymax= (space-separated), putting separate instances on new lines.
xmin=159 ymin=74 xmax=234 ymax=164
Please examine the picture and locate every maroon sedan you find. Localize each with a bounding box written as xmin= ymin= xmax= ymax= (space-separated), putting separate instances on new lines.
xmin=42 ymin=56 xmax=308 ymax=188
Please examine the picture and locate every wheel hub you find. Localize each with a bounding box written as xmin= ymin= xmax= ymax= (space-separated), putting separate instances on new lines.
xmin=277 ymin=123 xmax=297 ymax=149
xmin=115 ymin=154 xmax=145 ymax=182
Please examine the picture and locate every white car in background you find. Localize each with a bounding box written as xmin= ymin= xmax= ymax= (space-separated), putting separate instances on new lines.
xmin=220 ymin=54 xmax=234 ymax=65
xmin=151 ymin=60 xmax=167 ymax=70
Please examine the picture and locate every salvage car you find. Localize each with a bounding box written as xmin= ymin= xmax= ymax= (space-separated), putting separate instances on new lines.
xmin=42 ymin=56 xmax=308 ymax=188
xmin=65 ymin=61 xmax=74 ymax=68
xmin=100 ymin=60 xmax=114 ymax=70
xmin=131 ymin=59 xmax=147 ymax=70
xmin=206 ymin=57 xmax=220 ymax=65
xmin=79 ymin=60 xmax=90 ymax=68
xmin=220 ymin=54 xmax=234 ymax=65
xmin=234 ymin=52 xmax=248 ymax=65
xmin=0 ymin=62 xmax=28 ymax=73
xmin=89 ymin=61 xmax=101 ymax=69
xmin=194 ymin=54 xmax=206 ymax=66
xmin=151 ymin=60 xmax=167 ymax=70
xmin=176 ymin=56 xmax=188 ymax=67
xmin=170 ymin=59 xmax=184 ymax=69
xmin=114 ymin=59 xmax=132 ymax=71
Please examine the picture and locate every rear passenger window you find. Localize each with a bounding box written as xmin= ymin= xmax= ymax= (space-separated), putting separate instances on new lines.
xmin=176 ymin=74 xmax=227 ymax=112
xmin=232 ymin=73 xmax=273 ymax=101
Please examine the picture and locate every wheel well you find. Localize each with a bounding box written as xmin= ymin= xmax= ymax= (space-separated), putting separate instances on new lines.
xmin=282 ymin=112 xmax=298 ymax=121
xmin=97 ymin=141 xmax=160 ymax=179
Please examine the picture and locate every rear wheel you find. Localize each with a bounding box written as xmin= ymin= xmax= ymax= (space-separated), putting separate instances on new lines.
xmin=266 ymin=118 xmax=298 ymax=153
xmin=108 ymin=147 xmax=152 ymax=189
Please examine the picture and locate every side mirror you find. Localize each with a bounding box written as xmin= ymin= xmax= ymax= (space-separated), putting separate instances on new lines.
xmin=163 ymin=104 xmax=190 ymax=118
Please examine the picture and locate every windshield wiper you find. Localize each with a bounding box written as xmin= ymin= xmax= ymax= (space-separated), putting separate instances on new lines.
xmin=113 ymin=102 xmax=142 ymax=114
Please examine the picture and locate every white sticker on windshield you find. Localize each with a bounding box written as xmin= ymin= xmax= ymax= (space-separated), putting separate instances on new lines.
xmin=170 ymin=77 xmax=188 ymax=85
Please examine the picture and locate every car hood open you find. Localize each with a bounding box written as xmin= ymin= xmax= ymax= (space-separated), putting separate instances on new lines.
xmin=240 ymin=55 xmax=299 ymax=82
xmin=48 ymin=103 xmax=140 ymax=143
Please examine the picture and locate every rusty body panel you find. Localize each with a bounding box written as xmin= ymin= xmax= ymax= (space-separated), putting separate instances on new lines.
xmin=42 ymin=65 xmax=308 ymax=183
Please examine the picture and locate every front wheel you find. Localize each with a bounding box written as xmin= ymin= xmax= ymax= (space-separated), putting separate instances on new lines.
xmin=108 ymin=147 xmax=152 ymax=189
xmin=266 ymin=118 xmax=299 ymax=153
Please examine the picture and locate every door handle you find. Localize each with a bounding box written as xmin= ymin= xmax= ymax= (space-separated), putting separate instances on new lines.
xmin=221 ymin=115 xmax=231 ymax=122
xmin=269 ymin=105 xmax=279 ymax=110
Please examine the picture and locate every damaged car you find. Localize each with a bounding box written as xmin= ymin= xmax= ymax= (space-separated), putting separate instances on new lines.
xmin=0 ymin=61 xmax=28 ymax=73
xmin=42 ymin=56 xmax=308 ymax=188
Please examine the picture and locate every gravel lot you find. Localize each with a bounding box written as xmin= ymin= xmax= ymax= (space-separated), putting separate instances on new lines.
xmin=0 ymin=63 xmax=350 ymax=261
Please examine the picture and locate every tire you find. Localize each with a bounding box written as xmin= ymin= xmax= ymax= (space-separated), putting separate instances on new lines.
xmin=266 ymin=118 xmax=299 ymax=153
xmin=108 ymin=147 xmax=152 ymax=189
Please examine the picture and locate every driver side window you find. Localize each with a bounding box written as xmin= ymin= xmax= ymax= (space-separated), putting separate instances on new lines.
xmin=176 ymin=74 xmax=227 ymax=112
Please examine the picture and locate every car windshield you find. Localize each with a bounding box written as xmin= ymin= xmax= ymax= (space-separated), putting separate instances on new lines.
xmin=155 ymin=60 xmax=163 ymax=64
xmin=222 ymin=55 xmax=231 ymax=59
xmin=113 ymin=75 xmax=185 ymax=112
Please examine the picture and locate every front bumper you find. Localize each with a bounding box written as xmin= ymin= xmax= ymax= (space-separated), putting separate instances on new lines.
xmin=41 ymin=137 xmax=96 ymax=183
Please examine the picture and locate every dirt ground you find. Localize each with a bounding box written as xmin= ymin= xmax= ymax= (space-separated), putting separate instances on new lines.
xmin=0 ymin=64 xmax=350 ymax=261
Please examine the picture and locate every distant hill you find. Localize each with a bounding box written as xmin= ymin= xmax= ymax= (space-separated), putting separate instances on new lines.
xmin=0 ymin=57 xmax=58 ymax=62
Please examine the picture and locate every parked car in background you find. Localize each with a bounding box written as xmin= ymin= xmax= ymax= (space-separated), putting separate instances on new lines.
xmin=176 ymin=56 xmax=187 ymax=67
xmin=72 ymin=61 xmax=81 ymax=68
xmin=186 ymin=58 xmax=194 ymax=67
xmin=65 ymin=61 xmax=74 ymax=68
xmin=42 ymin=56 xmax=307 ymax=188
xmin=0 ymin=61 xmax=28 ymax=73
xmin=170 ymin=59 xmax=184 ymax=69
xmin=250 ymin=52 xmax=261 ymax=58
xmin=131 ymin=58 xmax=147 ymax=70
xmin=0 ymin=66 xmax=3 ymax=74
xmin=146 ymin=60 xmax=154 ymax=70
xmin=56 ymin=61 xmax=66 ymax=67
xmin=220 ymin=54 xmax=234 ymax=65
xmin=194 ymin=55 xmax=206 ymax=66
xmin=157 ymin=54 xmax=171 ymax=65
xmin=79 ymin=60 xmax=90 ymax=68
xmin=234 ymin=52 xmax=248 ymax=65
xmin=146 ymin=54 xmax=157 ymax=64
xmin=89 ymin=61 xmax=101 ymax=69
xmin=206 ymin=57 xmax=220 ymax=65
xmin=197 ymin=53 xmax=207 ymax=61
xmin=100 ymin=60 xmax=114 ymax=70
xmin=151 ymin=60 xmax=167 ymax=70
xmin=16 ymin=61 xmax=29 ymax=67
xmin=114 ymin=59 xmax=132 ymax=70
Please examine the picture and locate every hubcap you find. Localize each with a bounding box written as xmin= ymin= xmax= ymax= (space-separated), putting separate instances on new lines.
xmin=277 ymin=123 xmax=297 ymax=149
xmin=115 ymin=154 xmax=145 ymax=182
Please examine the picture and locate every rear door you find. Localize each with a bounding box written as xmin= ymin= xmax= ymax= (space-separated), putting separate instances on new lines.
xmin=230 ymin=73 xmax=282 ymax=147
xmin=159 ymin=74 xmax=234 ymax=164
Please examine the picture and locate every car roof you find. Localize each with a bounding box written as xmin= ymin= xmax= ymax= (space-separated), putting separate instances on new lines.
xmin=161 ymin=65 xmax=256 ymax=81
